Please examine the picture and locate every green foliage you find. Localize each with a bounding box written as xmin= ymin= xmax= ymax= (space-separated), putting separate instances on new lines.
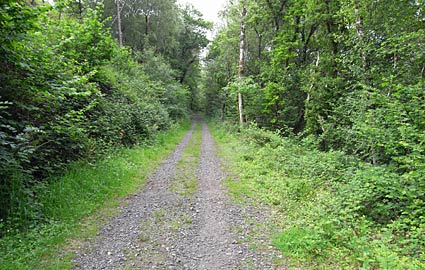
xmin=0 ymin=1 xmax=204 ymax=268
xmin=138 ymin=49 xmax=191 ymax=119
xmin=103 ymin=0 xmax=211 ymax=107
xmin=273 ymin=227 xmax=328 ymax=258
xmin=224 ymin=77 xmax=265 ymax=123
xmin=105 ymin=0 xmax=182 ymax=54
xmin=206 ymin=4 xmax=425 ymax=268
xmin=1 ymin=2 xmax=110 ymax=224
xmin=89 ymin=50 xmax=174 ymax=147
xmin=204 ymin=0 xmax=425 ymax=169
xmin=211 ymin=122 xmax=425 ymax=269
xmin=0 ymin=0 xmax=195 ymax=232
xmin=0 ymin=123 xmax=190 ymax=270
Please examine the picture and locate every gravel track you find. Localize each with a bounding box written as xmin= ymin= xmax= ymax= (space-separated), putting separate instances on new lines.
xmin=72 ymin=120 xmax=283 ymax=269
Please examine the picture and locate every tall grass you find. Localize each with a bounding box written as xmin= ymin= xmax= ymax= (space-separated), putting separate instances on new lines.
xmin=0 ymin=122 xmax=190 ymax=270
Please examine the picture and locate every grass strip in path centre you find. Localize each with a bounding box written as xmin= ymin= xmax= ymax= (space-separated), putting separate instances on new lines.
xmin=169 ymin=122 xmax=202 ymax=196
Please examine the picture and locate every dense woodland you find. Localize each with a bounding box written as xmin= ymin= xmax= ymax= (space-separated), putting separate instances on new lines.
xmin=1 ymin=0 xmax=424 ymax=268
xmin=204 ymin=0 xmax=424 ymax=267
xmin=1 ymin=0 xmax=210 ymax=227
xmin=206 ymin=0 xmax=424 ymax=157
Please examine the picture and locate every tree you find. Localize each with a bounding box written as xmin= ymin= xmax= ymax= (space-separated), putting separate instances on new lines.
xmin=104 ymin=0 xmax=182 ymax=53
xmin=115 ymin=0 xmax=122 ymax=46
xmin=238 ymin=1 xmax=247 ymax=125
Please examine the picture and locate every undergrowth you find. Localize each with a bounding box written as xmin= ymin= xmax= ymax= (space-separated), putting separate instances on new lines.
xmin=0 ymin=122 xmax=190 ymax=270
xmin=210 ymin=121 xmax=425 ymax=270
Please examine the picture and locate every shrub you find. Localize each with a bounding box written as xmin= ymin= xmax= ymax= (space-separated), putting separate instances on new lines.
xmin=0 ymin=3 xmax=182 ymax=232
xmin=212 ymin=122 xmax=425 ymax=268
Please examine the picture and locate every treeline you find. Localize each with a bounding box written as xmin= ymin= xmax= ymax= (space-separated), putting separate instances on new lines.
xmin=0 ymin=0 xmax=209 ymax=231
xmin=206 ymin=0 xmax=424 ymax=164
xmin=204 ymin=0 xmax=424 ymax=266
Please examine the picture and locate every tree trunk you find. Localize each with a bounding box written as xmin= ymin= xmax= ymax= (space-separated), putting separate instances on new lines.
xmin=116 ymin=0 xmax=123 ymax=47
xmin=145 ymin=15 xmax=150 ymax=36
xmin=354 ymin=0 xmax=367 ymax=71
xmin=78 ymin=0 xmax=83 ymax=20
xmin=307 ymin=51 xmax=320 ymax=104
xmin=238 ymin=1 xmax=247 ymax=126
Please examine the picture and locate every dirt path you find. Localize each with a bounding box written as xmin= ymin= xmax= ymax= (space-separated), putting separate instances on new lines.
xmin=72 ymin=120 xmax=282 ymax=269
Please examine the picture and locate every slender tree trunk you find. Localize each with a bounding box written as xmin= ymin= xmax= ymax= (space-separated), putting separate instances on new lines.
xmin=354 ymin=0 xmax=367 ymax=72
xmin=307 ymin=52 xmax=320 ymax=104
xmin=116 ymin=0 xmax=123 ymax=47
xmin=257 ymin=32 xmax=262 ymax=61
xmin=145 ymin=15 xmax=150 ymax=36
xmin=254 ymin=27 xmax=264 ymax=87
xmin=78 ymin=0 xmax=83 ymax=21
xmin=238 ymin=1 xmax=247 ymax=126
xmin=355 ymin=0 xmax=376 ymax=165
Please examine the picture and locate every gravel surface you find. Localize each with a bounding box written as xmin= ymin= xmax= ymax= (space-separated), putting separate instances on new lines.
xmin=72 ymin=120 xmax=285 ymax=269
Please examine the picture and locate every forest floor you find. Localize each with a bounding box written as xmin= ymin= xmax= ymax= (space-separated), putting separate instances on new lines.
xmin=71 ymin=119 xmax=285 ymax=269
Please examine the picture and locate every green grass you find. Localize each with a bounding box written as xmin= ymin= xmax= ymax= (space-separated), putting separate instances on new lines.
xmin=169 ymin=122 xmax=202 ymax=196
xmin=0 ymin=122 xmax=191 ymax=270
xmin=209 ymin=121 xmax=425 ymax=270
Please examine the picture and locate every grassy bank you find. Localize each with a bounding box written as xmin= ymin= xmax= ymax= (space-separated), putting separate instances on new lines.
xmin=210 ymin=122 xmax=424 ymax=270
xmin=0 ymin=122 xmax=191 ymax=270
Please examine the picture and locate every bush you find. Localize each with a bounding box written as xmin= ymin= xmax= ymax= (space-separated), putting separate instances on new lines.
xmin=212 ymin=122 xmax=425 ymax=269
xmin=0 ymin=3 xmax=185 ymax=233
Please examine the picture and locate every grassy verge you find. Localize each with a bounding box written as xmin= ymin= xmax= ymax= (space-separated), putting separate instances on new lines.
xmin=169 ymin=123 xmax=202 ymax=196
xmin=209 ymin=121 xmax=425 ymax=270
xmin=0 ymin=121 xmax=191 ymax=270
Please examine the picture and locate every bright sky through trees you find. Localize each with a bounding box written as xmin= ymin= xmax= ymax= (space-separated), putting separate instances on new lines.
xmin=178 ymin=0 xmax=226 ymax=23
xmin=178 ymin=0 xmax=227 ymax=38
